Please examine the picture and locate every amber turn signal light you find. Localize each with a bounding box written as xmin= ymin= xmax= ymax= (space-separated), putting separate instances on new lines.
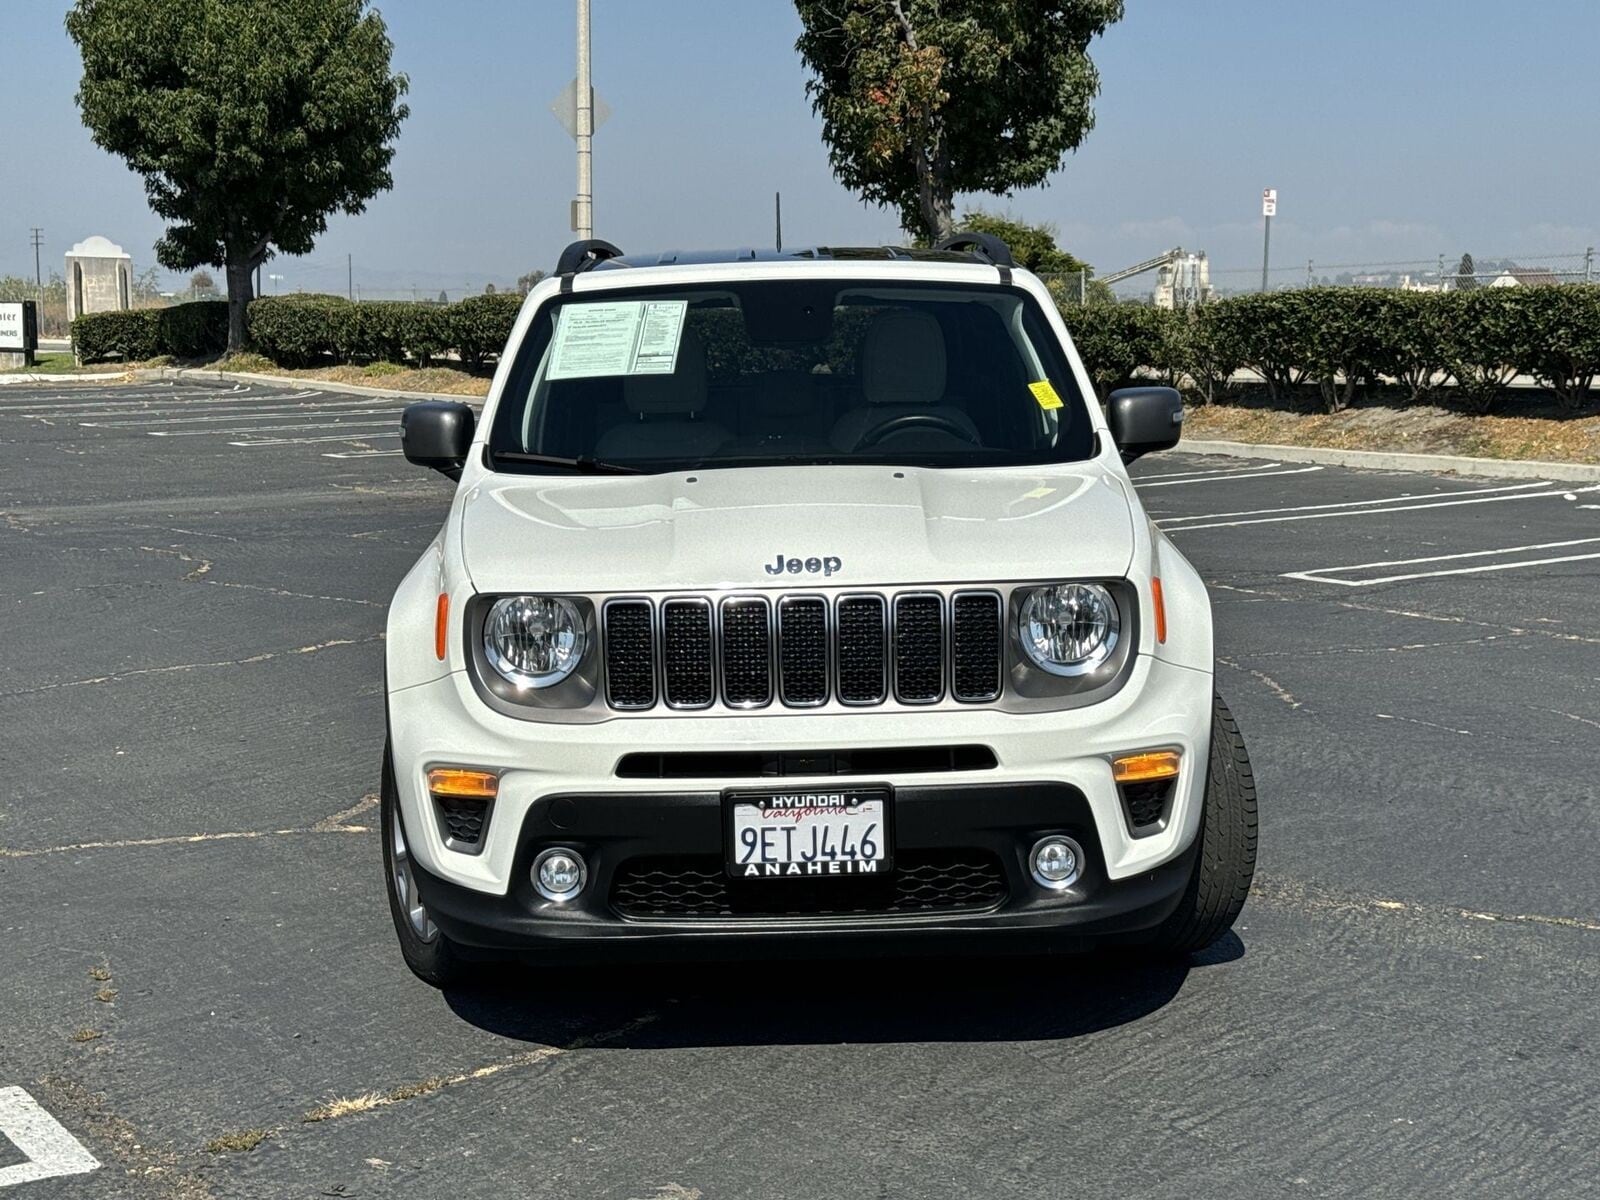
xmin=1112 ymin=750 xmax=1181 ymax=784
xmin=434 ymin=592 xmax=449 ymax=661
xmin=1151 ymin=577 xmax=1168 ymax=644
xmin=426 ymin=768 xmax=499 ymax=799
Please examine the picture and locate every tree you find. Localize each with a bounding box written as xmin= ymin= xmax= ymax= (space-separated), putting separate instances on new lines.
xmin=483 ymin=283 xmax=497 ymax=296
xmin=131 ymin=266 xmax=164 ymax=305
xmin=190 ymin=269 xmax=217 ymax=297
xmin=794 ymin=0 xmax=1124 ymax=242
xmin=516 ymin=269 xmax=546 ymax=295
xmin=1455 ymin=253 xmax=1478 ymax=291
xmin=958 ymin=210 xmax=1089 ymax=274
xmin=66 ymin=0 xmax=409 ymax=351
xmin=437 ymin=290 xmax=450 ymax=305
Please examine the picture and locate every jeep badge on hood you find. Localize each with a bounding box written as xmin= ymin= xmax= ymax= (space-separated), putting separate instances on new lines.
xmin=765 ymin=553 xmax=843 ymax=577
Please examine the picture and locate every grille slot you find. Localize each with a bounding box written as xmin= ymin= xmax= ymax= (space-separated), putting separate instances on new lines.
xmin=836 ymin=596 xmax=888 ymax=705
xmin=719 ymin=598 xmax=773 ymax=707
xmin=661 ymin=599 xmax=715 ymax=708
xmin=602 ymin=600 xmax=656 ymax=709
xmin=777 ymin=597 xmax=828 ymax=706
xmin=610 ymin=850 xmax=1008 ymax=919
xmin=951 ymin=591 xmax=1003 ymax=702
xmin=1121 ymin=779 xmax=1174 ymax=830
xmin=616 ymin=745 xmax=998 ymax=779
xmin=892 ymin=593 xmax=945 ymax=703
xmin=434 ymin=794 xmax=490 ymax=849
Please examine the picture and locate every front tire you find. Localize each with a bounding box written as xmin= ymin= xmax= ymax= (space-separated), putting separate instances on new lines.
xmin=381 ymin=741 xmax=472 ymax=988
xmin=1146 ymin=693 xmax=1258 ymax=955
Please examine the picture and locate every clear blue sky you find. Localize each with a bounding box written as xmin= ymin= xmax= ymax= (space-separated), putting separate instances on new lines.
xmin=3 ymin=0 xmax=1596 ymax=295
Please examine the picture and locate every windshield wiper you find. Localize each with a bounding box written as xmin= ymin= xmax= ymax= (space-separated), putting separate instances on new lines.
xmin=490 ymin=450 xmax=643 ymax=475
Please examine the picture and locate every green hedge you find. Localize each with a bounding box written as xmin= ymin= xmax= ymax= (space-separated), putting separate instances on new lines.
xmin=1061 ymin=285 xmax=1600 ymax=413
xmin=71 ymin=301 xmax=230 ymax=364
xmin=247 ymin=294 xmax=522 ymax=370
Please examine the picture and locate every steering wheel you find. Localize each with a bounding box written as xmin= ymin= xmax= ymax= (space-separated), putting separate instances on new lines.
xmin=856 ymin=412 xmax=980 ymax=449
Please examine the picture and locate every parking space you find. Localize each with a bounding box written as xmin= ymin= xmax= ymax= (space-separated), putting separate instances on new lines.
xmin=1 ymin=384 xmax=1596 ymax=1199
xmin=0 ymin=379 xmax=442 ymax=467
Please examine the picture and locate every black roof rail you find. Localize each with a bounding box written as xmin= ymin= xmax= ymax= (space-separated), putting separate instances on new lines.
xmin=556 ymin=239 xmax=625 ymax=276
xmin=934 ymin=232 xmax=1016 ymax=268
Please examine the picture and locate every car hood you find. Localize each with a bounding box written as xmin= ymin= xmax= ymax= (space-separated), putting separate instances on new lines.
xmin=458 ymin=463 xmax=1136 ymax=594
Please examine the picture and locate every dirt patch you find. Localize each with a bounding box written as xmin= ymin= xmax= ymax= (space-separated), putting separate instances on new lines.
xmin=212 ymin=353 xmax=490 ymax=396
xmin=204 ymin=1129 xmax=270 ymax=1154
xmin=1185 ymin=394 xmax=1600 ymax=465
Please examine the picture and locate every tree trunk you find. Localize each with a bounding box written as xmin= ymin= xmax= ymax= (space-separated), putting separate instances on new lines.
xmin=919 ymin=155 xmax=954 ymax=243
xmin=224 ymin=255 xmax=254 ymax=353
xmin=889 ymin=0 xmax=954 ymax=245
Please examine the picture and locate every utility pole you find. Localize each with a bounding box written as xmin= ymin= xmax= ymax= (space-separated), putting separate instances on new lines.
xmin=1260 ymin=189 xmax=1276 ymax=292
xmin=1306 ymin=259 xmax=1313 ymax=288
xmin=347 ymin=254 xmax=354 ymax=302
xmin=1587 ymin=246 xmax=1594 ymax=284
xmin=574 ymin=0 xmax=593 ymax=239
xmin=775 ymin=192 xmax=782 ymax=252
xmin=29 ymin=228 xmax=44 ymax=299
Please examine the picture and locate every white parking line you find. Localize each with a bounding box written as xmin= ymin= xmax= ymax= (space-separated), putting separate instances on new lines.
xmin=0 ymin=1086 xmax=100 ymax=1188
xmin=1283 ymin=538 xmax=1600 ymax=587
xmin=151 ymin=419 xmax=401 ymax=437
xmin=81 ymin=402 xmax=401 ymax=426
xmin=1135 ymin=462 xmax=1282 ymax=481
xmin=1158 ymin=480 xmax=1553 ymax=527
xmin=12 ymin=386 xmax=266 ymax=411
xmin=21 ymin=397 xmax=334 ymax=419
xmin=322 ymin=449 xmax=406 ymax=458
xmin=230 ymin=431 xmax=403 ymax=446
xmin=1136 ymin=465 xmax=1323 ymax=488
xmin=1162 ymin=483 xmax=1598 ymax=532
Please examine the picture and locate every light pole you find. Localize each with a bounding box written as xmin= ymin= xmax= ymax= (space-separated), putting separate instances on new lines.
xmin=1260 ymin=189 xmax=1276 ymax=292
xmin=574 ymin=0 xmax=593 ymax=239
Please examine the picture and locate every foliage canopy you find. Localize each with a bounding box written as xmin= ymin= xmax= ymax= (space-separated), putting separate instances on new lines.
xmin=66 ymin=0 xmax=409 ymax=348
xmin=794 ymin=0 xmax=1124 ymax=241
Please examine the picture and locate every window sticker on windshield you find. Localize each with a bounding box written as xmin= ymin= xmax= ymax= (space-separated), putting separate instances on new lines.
xmin=1028 ymin=380 xmax=1064 ymax=410
xmin=546 ymin=300 xmax=688 ymax=381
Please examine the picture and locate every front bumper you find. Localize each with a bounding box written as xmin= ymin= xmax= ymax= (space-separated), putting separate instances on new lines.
xmin=389 ymin=650 xmax=1214 ymax=925
xmin=407 ymin=780 xmax=1199 ymax=958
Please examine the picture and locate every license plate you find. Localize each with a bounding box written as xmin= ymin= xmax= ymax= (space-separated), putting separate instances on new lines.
xmin=726 ymin=788 xmax=892 ymax=880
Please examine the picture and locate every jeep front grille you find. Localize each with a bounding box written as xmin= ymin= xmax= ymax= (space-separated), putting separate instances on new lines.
xmin=600 ymin=590 xmax=1006 ymax=712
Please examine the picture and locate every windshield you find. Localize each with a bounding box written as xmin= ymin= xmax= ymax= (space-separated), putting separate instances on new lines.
xmin=487 ymin=278 xmax=1096 ymax=473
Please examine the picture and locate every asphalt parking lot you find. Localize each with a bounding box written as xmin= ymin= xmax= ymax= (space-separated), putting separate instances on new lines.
xmin=2 ymin=378 xmax=1597 ymax=1199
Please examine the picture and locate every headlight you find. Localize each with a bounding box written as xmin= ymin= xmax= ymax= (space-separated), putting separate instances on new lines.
xmin=483 ymin=596 xmax=587 ymax=688
xmin=1018 ymin=583 xmax=1121 ymax=676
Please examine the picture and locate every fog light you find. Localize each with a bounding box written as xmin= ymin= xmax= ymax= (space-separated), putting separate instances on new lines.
xmin=532 ymin=847 xmax=587 ymax=902
xmin=1030 ymin=835 xmax=1083 ymax=891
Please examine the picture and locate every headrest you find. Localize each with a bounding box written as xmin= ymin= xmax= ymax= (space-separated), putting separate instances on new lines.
xmin=860 ymin=309 xmax=947 ymax=406
xmin=623 ymin=330 xmax=708 ymax=416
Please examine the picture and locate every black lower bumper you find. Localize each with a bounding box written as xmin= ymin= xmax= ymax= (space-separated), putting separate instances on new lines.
xmin=411 ymin=781 xmax=1197 ymax=961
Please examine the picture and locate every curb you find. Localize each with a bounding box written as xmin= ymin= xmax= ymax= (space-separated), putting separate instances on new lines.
xmin=134 ymin=366 xmax=482 ymax=406
xmin=0 ymin=371 xmax=127 ymax=386
xmin=1181 ymin=438 xmax=1600 ymax=484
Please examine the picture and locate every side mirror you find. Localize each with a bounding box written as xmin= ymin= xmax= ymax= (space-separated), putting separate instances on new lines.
xmin=401 ymin=401 xmax=475 ymax=480
xmin=1106 ymin=386 xmax=1183 ymax=464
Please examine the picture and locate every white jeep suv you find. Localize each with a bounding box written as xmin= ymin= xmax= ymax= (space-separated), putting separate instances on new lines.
xmin=382 ymin=235 xmax=1256 ymax=987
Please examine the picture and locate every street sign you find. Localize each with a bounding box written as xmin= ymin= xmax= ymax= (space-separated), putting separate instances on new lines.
xmin=1262 ymin=188 xmax=1278 ymax=218
xmin=549 ymin=78 xmax=612 ymax=138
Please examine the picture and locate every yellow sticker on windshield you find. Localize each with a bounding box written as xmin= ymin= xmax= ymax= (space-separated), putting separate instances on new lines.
xmin=1029 ymin=380 xmax=1064 ymax=410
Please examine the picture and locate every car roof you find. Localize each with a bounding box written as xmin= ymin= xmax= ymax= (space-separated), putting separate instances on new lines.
xmin=596 ymin=246 xmax=984 ymax=269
